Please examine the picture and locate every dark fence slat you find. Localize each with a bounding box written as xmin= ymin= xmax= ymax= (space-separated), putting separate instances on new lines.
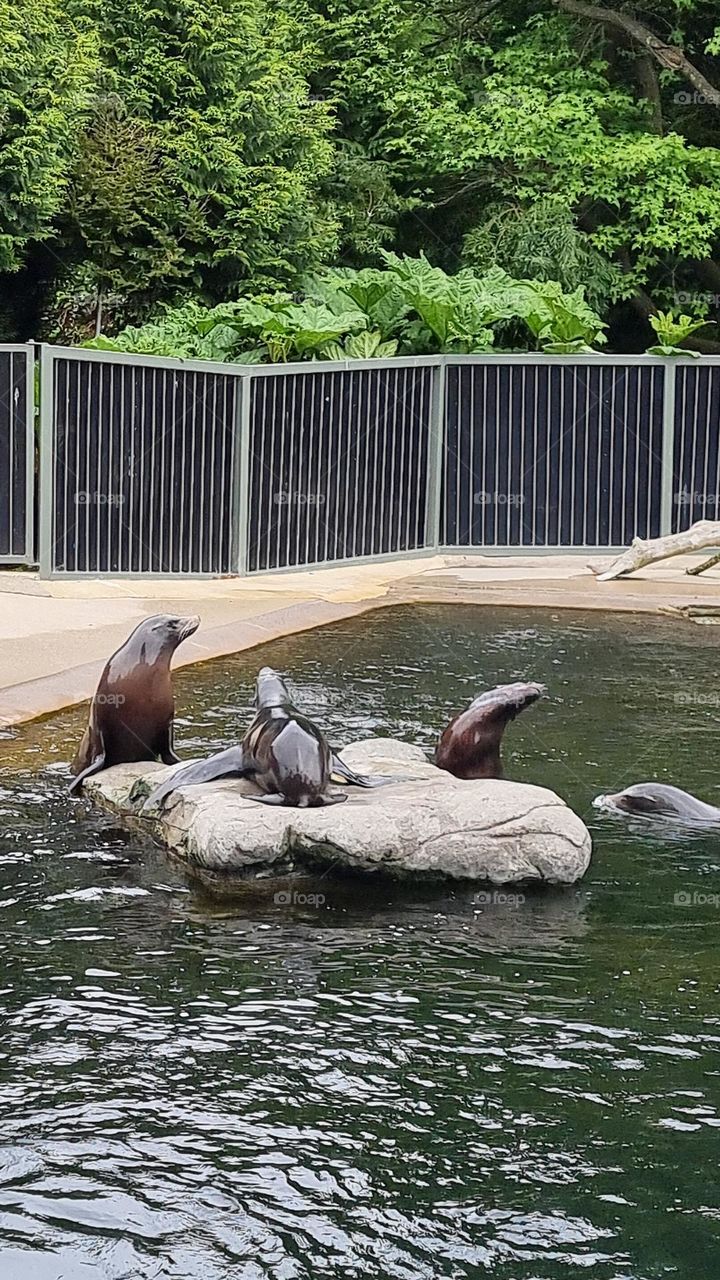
xmin=48 ymin=356 xmax=236 ymax=574
xmin=442 ymin=362 xmax=665 ymax=548
xmin=0 ymin=347 xmax=32 ymax=563
xmin=246 ymin=366 xmax=434 ymax=572
xmin=673 ymin=365 xmax=720 ymax=531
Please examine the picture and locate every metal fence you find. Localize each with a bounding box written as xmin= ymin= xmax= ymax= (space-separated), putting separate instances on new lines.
xmin=39 ymin=349 xmax=239 ymax=575
xmin=7 ymin=345 xmax=718 ymax=577
xmin=0 ymin=345 xmax=34 ymax=564
xmin=672 ymin=362 xmax=720 ymax=531
xmin=246 ymin=363 xmax=436 ymax=572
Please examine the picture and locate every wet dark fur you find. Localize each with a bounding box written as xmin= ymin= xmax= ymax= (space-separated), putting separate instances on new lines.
xmin=69 ymin=614 xmax=199 ymax=794
xmin=144 ymin=667 xmax=366 ymax=810
xmin=435 ymin=682 xmax=545 ymax=780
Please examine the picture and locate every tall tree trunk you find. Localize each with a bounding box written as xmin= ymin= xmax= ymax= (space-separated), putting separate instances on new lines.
xmin=634 ymin=52 xmax=663 ymax=134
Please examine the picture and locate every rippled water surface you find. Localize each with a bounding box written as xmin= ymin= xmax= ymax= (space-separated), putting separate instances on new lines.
xmin=2 ymin=604 xmax=720 ymax=1279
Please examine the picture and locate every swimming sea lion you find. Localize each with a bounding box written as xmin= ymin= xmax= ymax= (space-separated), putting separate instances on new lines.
xmin=70 ymin=613 xmax=200 ymax=794
xmin=144 ymin=666 xmax=378 ymax=811
xmin=435 ymin=682 xmax=545 ymax=780
xmin=593 ymin=783 xmax=720 ymax=825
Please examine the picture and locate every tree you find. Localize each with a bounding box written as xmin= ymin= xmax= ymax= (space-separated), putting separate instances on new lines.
xmin=0 ymin=0 xmax=96 ymax=272
xmin=298 ymin=0 xmax=720 ymax=340
xmin=6 ymin=0 xmax=720 ymax=343
xmin=46 ymin=0 xmax=340 ymax=335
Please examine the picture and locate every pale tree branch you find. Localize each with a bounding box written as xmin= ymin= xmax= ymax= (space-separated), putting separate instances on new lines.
xmin=553 ymin=0 xmax=720 ymax=108
xmin=588 ymin=520 xmax=720 ymax=580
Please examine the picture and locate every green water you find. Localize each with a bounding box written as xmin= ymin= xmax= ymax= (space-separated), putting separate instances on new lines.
xmin=1 ymin=604 xmax=719 ymax=1279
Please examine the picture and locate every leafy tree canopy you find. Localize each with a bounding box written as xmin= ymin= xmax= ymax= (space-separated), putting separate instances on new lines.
xmin=3 ymin=0 xmax=720 ymax=345
xmin=0 ymin=0 xmax=96 ymax=272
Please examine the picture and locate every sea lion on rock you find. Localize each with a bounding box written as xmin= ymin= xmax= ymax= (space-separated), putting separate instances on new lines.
xmin=594 ymin=783 xmax=720 ymax=825
xmin=144 ymin=666 xmax=380 ymax=811
xmin=436 ymin=682 xmax=545 ymax=780
xmin=70 ymin=613 xmax=199 ymax=794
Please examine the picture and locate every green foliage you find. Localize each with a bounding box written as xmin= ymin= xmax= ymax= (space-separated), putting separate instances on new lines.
xmin=291 ymin=0 xmax=720 ymax=330
xmin=322 ymin=330 xmax=399 ymax=361
xmin=0 ymin=0 xmax=96 ymax=272
xmin=646 ymin=310 xmax=713 ymax=357
xmin=83 ymin=299 xmax=243 ymax=359
xmin=44 ymin=0 xmax=339 ymax=335
xmin=6 ymin=0 xmax=720 ymax=344
xmin=517 ymin=281 xmax=608 ymax=354
xmin=462 ymin=199 xmax=622 ymax=315
xmin=223 ymin=299 xmax=368 ymax=362
xmin=88 ymin=254 xmax=606 ymax=361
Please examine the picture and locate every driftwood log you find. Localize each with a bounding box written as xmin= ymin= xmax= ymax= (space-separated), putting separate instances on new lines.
xmin=588 ymin=520 xmax=720 ymax=581
xmin=687 ymin=552 xmax=720 ymax=576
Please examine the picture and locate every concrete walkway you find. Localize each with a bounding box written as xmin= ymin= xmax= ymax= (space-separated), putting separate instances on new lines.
xmin=1 ymin=551 xmax=719 ymax=727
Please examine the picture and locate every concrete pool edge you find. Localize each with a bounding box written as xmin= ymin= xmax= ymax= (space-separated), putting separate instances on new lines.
xmin=0 ymin=596 xmax=377 ymax=728
xmin=2 ymin=551 xmax=719 ymax=728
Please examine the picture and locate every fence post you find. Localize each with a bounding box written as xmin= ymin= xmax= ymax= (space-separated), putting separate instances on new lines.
xmin=231 ymin=372 xmax=252 ymax=575
xmin=37 ymin=345 xmax=55 ymax=579
xmin=23 ymin=344 xmax=36 ymax=566
xmin=424 ymin=358 xmax=447 ymax=550
xmin=659 ymin=361 xmax=677 ymax=536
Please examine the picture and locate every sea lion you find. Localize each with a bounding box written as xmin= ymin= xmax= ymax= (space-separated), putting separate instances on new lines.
xmin=143 ymin=666 xmax=379 ymax=811
xmin=69 ymin=613 xmax=200 ymax=794
xmin=435 ymin=682 xmax=545 ymax=779
xmin=593 ymin=783 xmax=720 ymax=825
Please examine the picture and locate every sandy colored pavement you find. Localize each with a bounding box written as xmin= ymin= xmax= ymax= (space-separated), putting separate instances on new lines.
xmin=1 ymin=551 xmax=718 ymax=726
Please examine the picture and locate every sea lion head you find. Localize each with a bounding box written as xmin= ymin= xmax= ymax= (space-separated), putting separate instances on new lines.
xmin=436 ymin=680 xmax=546 ymax=780
xmin=594 ymin=784 xmax=675 ymax=816
xmin=133 ymin=613 xmax=200 ymax=661
xmin=467 ymin=681 xmax=546 ymax=723
xmin=255 ymin=667 xmax=291 ymax=709
xmin=603 ymin=791 xmax=661 ymax=815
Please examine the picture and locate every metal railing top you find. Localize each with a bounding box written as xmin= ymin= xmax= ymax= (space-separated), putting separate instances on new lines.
xmin=42 ymin=344 xmax=445 ymax=379
xmin=446 ymin=351 xmax=720 ymax=366
xmin=38 ymin=343 xmax=720 ymax=380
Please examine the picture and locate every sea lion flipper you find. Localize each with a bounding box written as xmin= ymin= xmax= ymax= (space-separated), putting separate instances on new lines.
xmin=330 ymin=753 xmax=385 ymax=789
xmin=248 ymin=791 xmax=348 ymax=807
xmin=158 ymin=726 xmax=180 ymax=766
xmin=68 ymin=744 xmax=107 ymax=795
xmin=143 ymin=745 xmax=250 ymax=811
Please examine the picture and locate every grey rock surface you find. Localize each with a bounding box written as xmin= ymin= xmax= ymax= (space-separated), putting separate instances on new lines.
xmin=84 ymin=738 xmax=592 ymax=885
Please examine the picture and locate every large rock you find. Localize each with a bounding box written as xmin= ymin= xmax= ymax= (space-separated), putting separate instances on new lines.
xmin=83 ymin=738 xmax=591 ymax=887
